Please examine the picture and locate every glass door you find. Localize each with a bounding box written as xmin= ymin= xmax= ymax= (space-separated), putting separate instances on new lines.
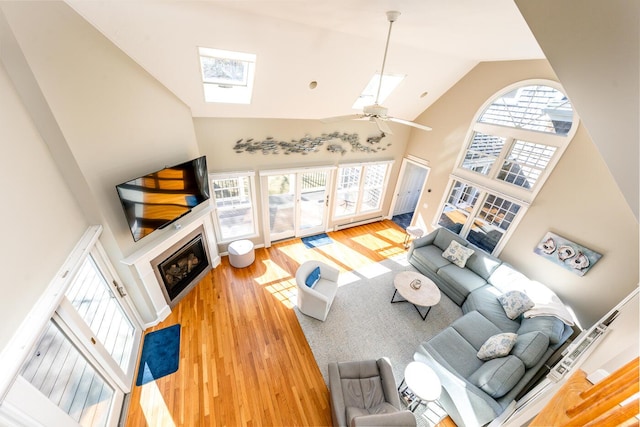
xmin=267 ymin=173 xmax=296 ymax=241
xmin=4 ymin=244 xmax=142 ymax=427
xmin=263 ymin=168 xmax=332 ymax=243
xmin=298 ymin=170 xmax=329 ymax=236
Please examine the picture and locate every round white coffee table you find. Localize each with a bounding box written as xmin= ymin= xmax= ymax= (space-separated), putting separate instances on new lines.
xmin=391 ymin=271 xmax=441 ymax=321
xmin=399 ymin=361 xmax=442 ymax=412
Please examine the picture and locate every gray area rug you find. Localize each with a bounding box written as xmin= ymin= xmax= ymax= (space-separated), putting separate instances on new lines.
xmin=294 ymin=254 xmax=462 ymax=424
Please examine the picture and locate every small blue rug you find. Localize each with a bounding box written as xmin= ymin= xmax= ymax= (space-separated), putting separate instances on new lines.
xmin=301 ymin=233 xmax=333 ymax=249
xmin=136 ymin=324 xmax=181 ymax=386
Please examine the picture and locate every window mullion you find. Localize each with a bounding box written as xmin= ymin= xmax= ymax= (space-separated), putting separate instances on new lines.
xmin=354 ymin=166 xmax=366 ymax=214
xmin=488 ymin=136 xmax=515 ymax=180
xmin=459 ymin=190 xmax=485 ymax=238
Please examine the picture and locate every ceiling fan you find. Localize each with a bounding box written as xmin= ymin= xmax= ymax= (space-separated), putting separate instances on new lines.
xmin=321 ymin=10 xmax=432 ymax=135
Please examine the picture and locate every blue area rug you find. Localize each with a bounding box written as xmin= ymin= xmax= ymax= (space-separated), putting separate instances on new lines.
xmin=136 ymin=324 xmax=181 ymax=386
xmin=301 ymin=233 xmax=334 ymax=249
xmin=392 ymin=212 xmax=413 ymax=230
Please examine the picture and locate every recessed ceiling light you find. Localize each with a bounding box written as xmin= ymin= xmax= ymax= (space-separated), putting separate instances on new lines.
xmin=309 ymin=81 xmax=318 ymax=89
xmin=420 ymin=91 xmax=429 ymax=98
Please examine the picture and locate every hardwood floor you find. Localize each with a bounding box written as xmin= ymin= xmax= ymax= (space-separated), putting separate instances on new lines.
xmin=124 ymin=220 xmax=455 ymax=426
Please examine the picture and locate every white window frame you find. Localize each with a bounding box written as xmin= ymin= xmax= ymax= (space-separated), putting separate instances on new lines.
xmin=435 ymin=80 xmax=579 ymax=255
xmin=209 ymin=171 xmax=259 ymax=244
xmin=198 ymin=47 xmax=256 ymax=104
xmin=333 ymin=160 xmax=393 ymax=219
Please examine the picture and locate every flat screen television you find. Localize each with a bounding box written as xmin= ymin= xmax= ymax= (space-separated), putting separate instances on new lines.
xmin=116 ymin=156 xmax=210 ymax=242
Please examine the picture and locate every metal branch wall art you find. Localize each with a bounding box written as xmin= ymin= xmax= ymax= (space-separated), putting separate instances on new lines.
xmin=233 ymin=131 xmax=391 ymax=155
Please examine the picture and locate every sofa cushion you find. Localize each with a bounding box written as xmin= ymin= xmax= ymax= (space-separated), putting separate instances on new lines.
xmin=477 ymin=333 xmax=518 ymax=360
xmin=465 ymin=244 xmax=502 ymax=280
xmin=462 ymin=286 xmax=520 ymax=333
xmin=442 ymin=240 xmax=475 ymax=268
xmin=412 ymin=245 xmax=452 ymax=271
xmin=437 ymin=265 xmax=487 ymax=299
xmin=517 ymin=316 xmax=565 ymax=345
xmin=433 ymin=228 xmax=469 ymax=251
xmin=469 ymin=355 xmax=525 ymax=398
xmin=488 ymin=263 xmax=531 ymax=293
xmin=511 ymin=331 xmax=549 ymax=368
xmin=498 ymin=290 xmax=535 ymax=320
xmin=450 ymin=311 xmax=503 ymax=351
xmin=421 ymin=326 xmax=484 ymax=377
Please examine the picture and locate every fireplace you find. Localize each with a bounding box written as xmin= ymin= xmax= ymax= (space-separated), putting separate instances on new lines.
xmin=152 ymin=228 xmax=211 ymax=307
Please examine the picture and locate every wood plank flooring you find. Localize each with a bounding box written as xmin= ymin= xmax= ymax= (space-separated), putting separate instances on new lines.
xmin=124 ymin=220 xmax=455 ymax=426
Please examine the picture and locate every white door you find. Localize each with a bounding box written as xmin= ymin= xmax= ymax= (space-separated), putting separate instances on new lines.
xmin=263 ymin=168 xmax=333 ymax=242
xmin=4 ymin=245 xmax=142 ymax=427
xmin=392 ymin=160 xmax=429 ymax=216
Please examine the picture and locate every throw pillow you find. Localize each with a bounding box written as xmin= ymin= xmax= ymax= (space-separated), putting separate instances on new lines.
xmin=441 ymin=240 xmax=475 ymax=268
xmin=305 ymin=266 xmax=321 ymax=288
xmin=498 ymin=290 xmax=535 ymax=320
xmin=477 ymin=332 xmax=518 ymax=361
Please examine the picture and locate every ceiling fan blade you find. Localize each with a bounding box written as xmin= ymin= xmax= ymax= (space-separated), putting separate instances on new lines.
xmin=373 ymin=117 xmax=393 ymax=135
xmin=388 ymin=117 xmax=432 ymax=132
xmin=320 ymin=114 xmax=364 ymax=123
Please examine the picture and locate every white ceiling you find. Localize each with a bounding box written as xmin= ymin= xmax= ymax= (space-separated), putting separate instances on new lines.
xmin=67 ymin=0 xmax=544 ymax=122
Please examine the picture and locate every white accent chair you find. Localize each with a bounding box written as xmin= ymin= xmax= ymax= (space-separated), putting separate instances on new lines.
xmin=295 ymin=260 xmax=339 ymax=321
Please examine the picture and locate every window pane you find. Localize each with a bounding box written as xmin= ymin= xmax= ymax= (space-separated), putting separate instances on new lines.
xmin=334 ymin=167 xmax=361 ymax=217
xmin=438 ymin=181 xmax=480 ymax=233
xmin=478 ymin=85 xmax=573 ymax=135
xmin=498 ymin=140 xmax=557 ymax=189
xmin=21 ymin=321 xmax=114 ymax=427
xmin=467 ymin=194 xmax=521 ymax=253
xmin=360 ymin=164 xmax=387 ymax=212
xmin=65 ymin=257 xmax=135 ymax=371
xmin=461 ymin=132 xmax=506 ymax=175
xmin=212 ymin=176 xmax=255 ymax=240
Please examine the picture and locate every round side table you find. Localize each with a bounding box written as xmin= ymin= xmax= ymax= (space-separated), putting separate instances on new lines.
xmin=399 ymin=361 xmax=442 ymax=412
xmin=404 ymin=226 xmax=424 ymax=248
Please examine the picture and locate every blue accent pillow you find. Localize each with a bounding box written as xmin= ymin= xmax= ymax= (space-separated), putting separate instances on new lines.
xmin=305 ymin=267 xmax=321 ymax=288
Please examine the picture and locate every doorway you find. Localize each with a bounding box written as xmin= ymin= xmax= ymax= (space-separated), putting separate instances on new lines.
xmin=3 ymin=242 xmax=142 ymax=427
xmin=261 ymin=167 xmax=334 ymax=244
xmin=390 ymin=158 xmax=430 ymax=229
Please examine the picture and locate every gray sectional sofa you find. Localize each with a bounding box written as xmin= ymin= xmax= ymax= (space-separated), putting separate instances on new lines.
xmin=407 ymin=227 xmax=576 ymax=427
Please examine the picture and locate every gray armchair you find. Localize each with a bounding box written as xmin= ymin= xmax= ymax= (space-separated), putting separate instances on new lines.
xmin=328 ymin=358 xmax=417 ymax=427
xmin=295 ymin=260 xmax=339 ymax=321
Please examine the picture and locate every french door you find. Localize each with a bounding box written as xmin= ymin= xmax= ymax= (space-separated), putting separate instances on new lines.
xmin=3 ymin=242 xmax=142 ymax=427
xmin=262 ymin=167 xmax=334 ymax=243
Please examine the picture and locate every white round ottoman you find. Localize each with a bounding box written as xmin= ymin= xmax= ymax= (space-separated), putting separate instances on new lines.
xmin=228 ymin=239 xmax=255 ymax=268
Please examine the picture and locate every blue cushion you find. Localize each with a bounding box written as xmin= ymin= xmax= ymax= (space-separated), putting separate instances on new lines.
xmin=517 ymin=316 xmax=565 ymax=345
xmin=469 ymin=355 xmax=525 ymax=398
xmin=305 ymin=266 xmax=321 ymax=288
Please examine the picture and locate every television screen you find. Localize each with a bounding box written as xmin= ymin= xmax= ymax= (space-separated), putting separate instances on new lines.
xmin=116 ymin=156 xmax=210 ymax=242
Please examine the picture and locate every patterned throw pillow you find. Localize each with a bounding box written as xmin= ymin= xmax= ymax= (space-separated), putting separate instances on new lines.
xmin=441 ymin=240 xmax=475 ymax=268
xmin=498 ymin=290 xmax=535 ymax=320
xmin=477 ymin=333 xmax=518 ymax=361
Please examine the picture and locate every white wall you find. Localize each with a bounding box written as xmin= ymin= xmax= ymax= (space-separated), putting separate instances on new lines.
xmin=194 ymin=117 xmax=412 ymax=247
xmin=1 ymin=1 xmax=203 ymax=324
xmin=516 ymin=0 xmax=640 ymax=221
xmin=405 ymin=59 xmax=639 ymax=327
xmin=0 ymin=62 xmax=87 ymax=348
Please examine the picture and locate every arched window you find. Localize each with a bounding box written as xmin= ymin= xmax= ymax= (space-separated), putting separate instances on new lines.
xmin=436 ymin=81 xmax=578 ymax=255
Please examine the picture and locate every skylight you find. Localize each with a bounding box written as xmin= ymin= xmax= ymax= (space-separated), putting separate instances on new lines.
xmin=352 ymin=73 xmax=405 ymax=110
xmin=198 ymin=47 xmax=256 ymax=104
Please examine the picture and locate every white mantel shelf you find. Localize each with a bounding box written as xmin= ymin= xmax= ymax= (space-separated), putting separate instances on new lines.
xmin=121 ymin=205 xmax=220 ymax=326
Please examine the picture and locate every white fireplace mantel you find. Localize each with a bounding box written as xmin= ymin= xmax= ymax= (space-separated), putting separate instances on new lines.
xmin=121 ymin=205 xmax=220 ymax=325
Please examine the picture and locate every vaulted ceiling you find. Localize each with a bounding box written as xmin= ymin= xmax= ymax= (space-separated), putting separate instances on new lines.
xmin=67 ymin=0 xmax=543 ymax=121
